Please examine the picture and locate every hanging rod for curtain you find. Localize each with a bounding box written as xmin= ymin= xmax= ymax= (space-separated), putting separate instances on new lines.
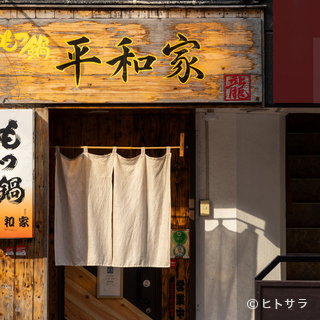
xmin=52 ymin=133 xmax=185 ymax=157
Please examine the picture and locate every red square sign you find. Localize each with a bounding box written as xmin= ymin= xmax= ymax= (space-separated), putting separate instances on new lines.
xmin=224 ymin=75 xmax=251 ymax=101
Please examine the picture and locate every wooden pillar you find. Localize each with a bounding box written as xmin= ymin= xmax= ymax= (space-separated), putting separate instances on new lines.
xmin=34 ymin=108 xmax=49 ymax=319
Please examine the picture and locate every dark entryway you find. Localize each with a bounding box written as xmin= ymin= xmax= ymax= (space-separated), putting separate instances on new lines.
xmin=48 ymin=108 xmax=194 ymax=320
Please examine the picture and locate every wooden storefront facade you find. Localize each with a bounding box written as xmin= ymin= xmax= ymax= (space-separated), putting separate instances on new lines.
xmin=0 ymin=4 xmax=264 ymax=320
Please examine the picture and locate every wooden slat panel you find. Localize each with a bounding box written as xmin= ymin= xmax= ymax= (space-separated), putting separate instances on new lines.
xmin=0 ymin=17 xmax=262 ymax=104
xmin=287 ymin=228 xmax=320 ymax=254
xmin=14 ymin=239 xmax=33 ymax=320
xmin=287 ymin=262 xmax=320 ymax=280
xmin=65 ymin=266 xmax=152 ymax=320
xmin=170 ymin=113 xmax=189 ymax=230
xmin=288 ymin=203 xmax=320 ymax=228
xmin=34 ymin=108 xmax=49 ymax=320
xmin=65 ymin=297 xmax=97 ymax=320
xmin=290 ymin=179 xmax=320 ymax=202
xmin=0 ymin=240 xmax=14 ymax=320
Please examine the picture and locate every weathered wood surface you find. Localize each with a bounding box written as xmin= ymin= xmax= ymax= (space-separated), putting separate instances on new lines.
xmin=0 ymin=109 xmax=49 ymax=320
xmin=49 ymin=110 xmax=191 ymax=319
xmin=0 ymin=240 xmax=14 ymax=320
xmin=0 ymin=15 xmax=262 ymax=104
xmin=34 ymin=109 xmax=49 ymax=320
xmin=162 ymin=259 xmax=190 ymax=319
xmin=65 ymin=266 xmax=152 ymax=320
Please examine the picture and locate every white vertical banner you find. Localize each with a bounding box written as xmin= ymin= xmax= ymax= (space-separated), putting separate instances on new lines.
xmin=0 ymin=109 xmax=34 ymax=238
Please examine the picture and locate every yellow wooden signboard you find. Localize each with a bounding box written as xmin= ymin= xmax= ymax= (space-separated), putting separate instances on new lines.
xmin=0 ymin=18 xmax=262 ymax=104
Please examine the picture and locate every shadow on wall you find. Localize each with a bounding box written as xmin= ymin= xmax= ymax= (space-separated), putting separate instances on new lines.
xmin=237 ymin=222 xmax=259 ymax=320
xmin=196 ymin=111 xmax=285 ymax=320
xmin=198 ymin=218 xmax=258 ymax=320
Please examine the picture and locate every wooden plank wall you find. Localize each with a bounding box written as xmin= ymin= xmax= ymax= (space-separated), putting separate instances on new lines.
xmin=49 ymin=109 xmax=192 ymax=319
xmin=65 ymin=266 xmax=152 ymax=320
xmin=0 ymin=108 xmax=49 ymax=320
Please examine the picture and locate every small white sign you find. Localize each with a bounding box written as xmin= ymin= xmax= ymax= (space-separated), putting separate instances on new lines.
xmin=6 ymin=247 xmax=14 ymax=255
xmin=16 ymin=245 xmax=27 ymax=256
xmin=97 ymin=267 xmax=123 ymax=298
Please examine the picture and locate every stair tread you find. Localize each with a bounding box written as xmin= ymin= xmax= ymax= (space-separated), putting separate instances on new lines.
xmin=286 ymin=114 xmax=320 ymax=280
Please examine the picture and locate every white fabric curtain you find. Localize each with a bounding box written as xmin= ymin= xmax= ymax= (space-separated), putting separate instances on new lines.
xmin=55 ymin=146 xmax=171 ymax=267
xmin=54 ymin=147 xmax=114 ymax=266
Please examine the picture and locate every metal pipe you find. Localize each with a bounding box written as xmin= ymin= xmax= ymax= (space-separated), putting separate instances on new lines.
xmin=255 ymin=255 xmax=320 ymax=281
xmin=205 ymin=120 xmax=209 ymax=200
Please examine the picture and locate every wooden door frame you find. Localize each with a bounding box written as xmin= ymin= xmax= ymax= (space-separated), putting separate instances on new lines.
xmin=189 ymin=111 xmax=196 ymax=320
xmin=48 ymin=107 xmax=196 ymax=320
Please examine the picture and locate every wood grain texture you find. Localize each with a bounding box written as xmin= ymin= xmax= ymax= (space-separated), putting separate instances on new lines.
xmin=14 ymin=247 xmax=33 ymax=320
xmin=49 ymin=110 xmax=191 ymax=319
xmin=0 ymin=17 xmax=262 ymax=104
xmin=0 ymin=240 xmax=14 ymax=320
xmin=0 ymin=108 xmax=49 ymax=320
xmin=65 ymin=266 xmax=152 ymax=320
xmin=33 ymin=108 xmax=49 ymax=320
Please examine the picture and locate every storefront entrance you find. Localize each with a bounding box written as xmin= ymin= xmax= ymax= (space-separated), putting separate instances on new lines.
xmin=48 ymin=108 xmax=194 ymax=320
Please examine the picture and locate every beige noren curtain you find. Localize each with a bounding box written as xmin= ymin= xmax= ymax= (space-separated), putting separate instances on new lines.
xmin=54 ymin=146 xmax=171 ymax=267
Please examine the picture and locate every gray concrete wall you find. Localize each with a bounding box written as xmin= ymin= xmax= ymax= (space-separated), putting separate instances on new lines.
xmin=195 ymin=109 xmax=286 ymax=320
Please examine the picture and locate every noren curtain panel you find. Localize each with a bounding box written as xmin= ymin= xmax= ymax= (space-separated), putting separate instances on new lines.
xmin=54 ymin=147 xmax=171 ymax=267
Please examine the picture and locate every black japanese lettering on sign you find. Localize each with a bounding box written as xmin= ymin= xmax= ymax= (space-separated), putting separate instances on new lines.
xmin=55 ymin=36 xmax=102 ymax=88
xmin=19 ymin=216 xmax=29 ymax=227
xmin=4 ymin=215 xmax=29 ymax=228
xmin=176 ymin=293 xmax=185 ymax=306
xmin=0 ymin=154 xmax=18 ymax=170
xmin=176 ymin=307 xmax=185 ymax=319
xmin=0 ymin=176 xmax=25 ymax=204
xmin=56 ymin=34 xmax=204 ymax=87
xmin=4 ymin=216 xmax=14 ymax=227
xmin=175 ymin=279 xmax=185 ymax=319
xmin=176 ymin=279 xmax=185 ymax=292
xmin=0 ymin=120 xmax=21 ymax=150
xmin=0 ymin=120 xmax=19 ymax=170
xmin=1 ymin=115 xmax=30 ymax=235
xmin=162 ymin=33 xmax=205 ymax=84
xmin=106 ymin=37 xmax=157 ymax=83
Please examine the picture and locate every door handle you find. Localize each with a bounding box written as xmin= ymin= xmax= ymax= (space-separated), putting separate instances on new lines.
xmin=137 ymin=267 xmax=151 ymax=304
